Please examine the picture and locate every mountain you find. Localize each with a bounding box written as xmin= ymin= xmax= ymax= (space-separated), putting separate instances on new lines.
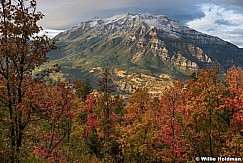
xmin=46 ymin=13 xmax=243 ymax=94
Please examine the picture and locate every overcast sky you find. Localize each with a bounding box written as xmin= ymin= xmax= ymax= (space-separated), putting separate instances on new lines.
xmin=37 ymin=0 xmax=243 ymax=47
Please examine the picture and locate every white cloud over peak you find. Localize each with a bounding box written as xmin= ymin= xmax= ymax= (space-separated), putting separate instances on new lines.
xmin=37 ymin=0 xmax=243 ymax=47
xmin=39 ymin=29 xmax=64 ymax=38
xmin=187 ymin=3 xmax=243 ymax=47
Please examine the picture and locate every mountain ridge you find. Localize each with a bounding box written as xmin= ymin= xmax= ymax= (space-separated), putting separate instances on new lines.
xmin=56 ymin=12 xmax=232 ymax=46
xmin=46 ymin=12 xmax=243 ymax=93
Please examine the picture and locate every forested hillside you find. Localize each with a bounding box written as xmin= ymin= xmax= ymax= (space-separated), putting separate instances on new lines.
xmin=0 ymin=1 xmax=242 ymax=163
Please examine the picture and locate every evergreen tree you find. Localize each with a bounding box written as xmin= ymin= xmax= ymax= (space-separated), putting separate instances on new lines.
xmin=74 ymin=79 xmax=93 ymax=101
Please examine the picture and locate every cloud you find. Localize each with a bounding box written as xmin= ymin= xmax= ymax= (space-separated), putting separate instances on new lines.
xmin=187 ymin=3 xmax=243 ymax=47
xmin=214 ymin=19 xmax=237 ymax=26
xmin=37 ymin=0 xmax=130 ymax=29
xmin=36 ymin=0 xmax=243 ymax=47
xmin=37 ymin=0 xmax=209 ymax=29
xmin=230 ymin=28 xmax=243 ymax=34
xmin=39 ymin=29 xmax=64 ymax=38
xmin=219 ymin=0 xmax=243 ymax=6
xmin=206 ymin=28 xmax=216 ymax=32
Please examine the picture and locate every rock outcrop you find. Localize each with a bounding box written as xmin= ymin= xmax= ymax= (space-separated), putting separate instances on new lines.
xmin=48 ymin=13 xmax=243 ymax=79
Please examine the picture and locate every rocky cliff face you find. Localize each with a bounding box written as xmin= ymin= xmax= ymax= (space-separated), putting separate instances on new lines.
xmin=124 ymin=24 xmax=213 ymax=71
xmin=48 ymin=13 xmax=243 ymax=79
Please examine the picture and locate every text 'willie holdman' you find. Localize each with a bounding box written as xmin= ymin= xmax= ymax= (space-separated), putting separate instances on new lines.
xmin=195 ymin=156 xmax=242 ymax=162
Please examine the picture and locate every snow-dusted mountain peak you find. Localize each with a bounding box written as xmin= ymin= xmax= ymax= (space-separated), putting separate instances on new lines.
xmin=82 ymin=13 xmax=183 ymax=30
xmin=59 ymin=12 xmax=226 ymax=48
xmin=52 ymin=12 xmax=243 ymax=78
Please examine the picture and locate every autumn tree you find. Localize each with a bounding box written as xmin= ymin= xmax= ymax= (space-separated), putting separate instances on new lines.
xmin=0 ymin=0 xmax=55 ymax=162
xmin=78 ymin=68 xmax=123 ymax=162
xmin=155 ymin=81 xmax=188 ymax=162
xmin=184 ymin=67 xmax=228 ymax=158
xmin=32 ymin=81 xmax=73 ymax=162
xmin=221 ymin=66 xmax=243 ymax=127
xmin=218 ymin=66 xmax=243 ymax=156
xmin=119 ymin=84 xmax=187 ymax=162
xmin=119 ymin=88 xmax=157 ymax=162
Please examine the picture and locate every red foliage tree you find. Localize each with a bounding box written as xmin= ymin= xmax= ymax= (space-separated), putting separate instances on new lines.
xmin=0 ymin=0 xmax=55 ymax=161
xmin=221 ymin=66 xmax=243 ymax=125
xmin=218 ymin=66 xmax=243 ymax=156
xmin=32 ymin=82 xmax=73 ymax=162
xmin=184 ymin=67 xmax=228 ymax=158
xmin=155 ymin=81 xmax=188 ymax=162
